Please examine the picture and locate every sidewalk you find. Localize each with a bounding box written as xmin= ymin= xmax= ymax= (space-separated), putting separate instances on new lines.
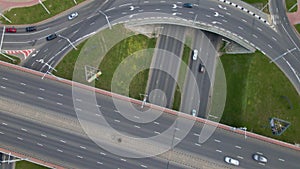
xmin=287 ymin=0 xmax=300 ymax=25
xmin=0 ymin=0 xmax=40 ymax=13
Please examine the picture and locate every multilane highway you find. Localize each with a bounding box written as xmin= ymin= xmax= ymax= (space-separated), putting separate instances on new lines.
xmin=0 ymin=62 xmax=300 ymax=169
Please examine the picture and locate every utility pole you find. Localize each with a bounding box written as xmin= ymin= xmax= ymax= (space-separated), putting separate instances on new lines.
xmin=98 ymin=10 xmax=112 ymax=29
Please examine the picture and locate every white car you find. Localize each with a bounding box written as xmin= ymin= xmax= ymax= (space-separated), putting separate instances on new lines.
xmin=224 ymin=156 xmax=239 ymax=166
xmin=192 ymin=49 xmax=198 ymax=60
xmin=68 ymin=12 xmax=78 ymax=20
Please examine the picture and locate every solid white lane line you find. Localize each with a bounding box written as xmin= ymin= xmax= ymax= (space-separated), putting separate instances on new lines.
xmin=278 ymin=158 xmax=285 ymax=162
xmin=214 ymin=139 xmax=221 ymax=143
xmin=237 ymin=156 xmax=244 ymax=159
xmin=235 ymin=145 xmax=242 ymax=149
xmin=41 ymin=134 xmax=47 ymax=137
xmin=216 ymin=149 xmax=222 ymax=153
xmin=100 ymin=152 xmax=106 ymax=156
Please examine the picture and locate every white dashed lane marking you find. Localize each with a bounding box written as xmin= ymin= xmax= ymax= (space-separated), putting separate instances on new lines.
xmin=216 ymin=149 xmax=222 ymax=153
xmin=235 ymin=145 xmax=242 ymax=149
xmin=214 ymin=139 xmax=221 ymax=143
xmin=278 ymin=158 xmax=285 ymax=162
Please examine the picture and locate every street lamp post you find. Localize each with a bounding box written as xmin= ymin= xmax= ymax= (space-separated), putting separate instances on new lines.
xmin=58 ymin=35 xmax=78 ymax=50
xmin=38 ymin=0 xmax=51 ymax=14
xmin=98 ymin=10 xmax=112 ymax=29
xmin=239 ymin=127 xmax=247 ymax=139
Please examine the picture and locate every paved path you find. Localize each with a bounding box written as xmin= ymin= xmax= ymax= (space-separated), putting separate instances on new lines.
xmin=287 ymin=0 xmax=300 ymax=25
xmin=0 ymin=0 xmax=39 ymax=12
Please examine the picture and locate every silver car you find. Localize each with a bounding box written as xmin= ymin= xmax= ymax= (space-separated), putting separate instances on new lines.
xmin=68 ymin=12 xmax=78 ymax=20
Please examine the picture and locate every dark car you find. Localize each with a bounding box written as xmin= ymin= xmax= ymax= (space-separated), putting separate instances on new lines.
xmin=46 ymin=34 xmax=57 ymax=41
xmin=199 ymin=64 xmax=205 ymax=73
xmin=26 ymin=26 xmax=37 ymax=32
xmin=183 ymin=3 xmax=193 ymax=8
xmin=5 ymin=27 xmax=17 ymax=33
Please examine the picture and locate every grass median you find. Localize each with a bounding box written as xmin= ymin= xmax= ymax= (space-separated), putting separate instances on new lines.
xmin=0 ymin=0 xmax=85 ymax=24
xmin=16 ymin=161 xmax=49 ymax=169
xmin=221 ymin=51 xmax=300 ymax=144
xmin=54 ymin=34 xmax=156 ymax=99
xmin=172 ymin=45 xmax=191 ymax=111
xmin=295 ymin=24 xmax=300 ymax=34
xmin=0 ymin=54 xmax=21 ymax=65
xmin=285 ymin=0 xmax=298 ymax=12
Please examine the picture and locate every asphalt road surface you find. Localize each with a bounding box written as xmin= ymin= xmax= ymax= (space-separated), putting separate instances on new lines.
xmin=0 ymin=65 xmax=299 ymax=169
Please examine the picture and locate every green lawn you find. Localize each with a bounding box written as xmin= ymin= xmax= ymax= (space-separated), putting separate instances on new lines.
xmin=172 ymin=45 xmax=191 ymax=111
xmin=295 ymin=24 xmax=300 ymax=34
xmin=16 ymin=161 xmax=49 ymax=169
xmin=221 ymin=51 xmax=300 ymax=143
xmin=0 ymin=0 xmax=85 ymax=24
xmin=0 ymin=54 xmax=21 ymax=65
xmin=96 ymin=35 xmax=156 ymax=98
xmin=286 ymin=0 xmax=298 ymax=12
xmin=54 ymin=34 xmax=156 ymax=99
xmin=53 ymin=40 xmax=87 ymax=80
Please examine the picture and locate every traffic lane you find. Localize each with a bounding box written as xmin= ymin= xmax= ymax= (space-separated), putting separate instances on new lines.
xmin=0 ymin=111 xmax=182 ymax=169
xmin=176 ymin=123 xmax=300 ymax=169
xmin=0 ymin=65 xmax=185 ymax=139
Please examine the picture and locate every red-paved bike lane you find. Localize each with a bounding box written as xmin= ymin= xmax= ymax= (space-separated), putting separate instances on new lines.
xmin=287 ymin=0 xmax=300 ymax=25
